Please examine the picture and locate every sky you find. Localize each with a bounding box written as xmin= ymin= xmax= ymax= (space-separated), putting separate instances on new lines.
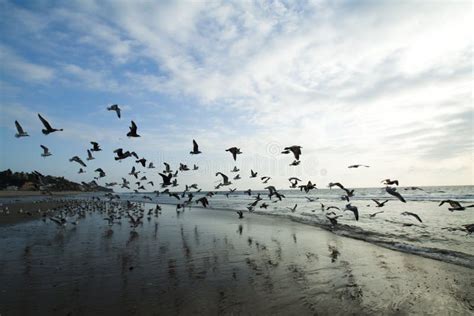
xmin=0 ymin=0 xmax=472 ymax=191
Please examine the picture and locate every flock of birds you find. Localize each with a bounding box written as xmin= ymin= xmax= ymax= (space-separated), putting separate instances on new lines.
xmin=10 ymin=105 xmax=474 ymax=235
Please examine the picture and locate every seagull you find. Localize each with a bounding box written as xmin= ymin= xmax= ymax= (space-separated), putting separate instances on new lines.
xmin=226 ymin=147 xmax=242 ymax=161
xmin=38 ymin=113 xmax=63 ymax=135
xmin=90 ymin=141 xmax=101 ymax=151
xmin=196 ymin=197 xmax=209 ymax=208
xmin=282 ymin=145 xmax=302 ymax=160
xmin=289 ymin=177 xmax=302 ymax=188
xmin=401 ymin=211 xmax=422 ymax=223
xmin=190 ymin=139 xmax=201 ymax=154
xmin=372 ymin=199 xmax=389 ymax=207
xmin=233 ymin=174 xmax=241 ymax=180
xmin=327 ymin=206 xmax=340 ymax=211
xmin=148 ymin=162 xmax=155 ymax=169
xmin=287 ymin=204 xmax=298 ymax=213
xmin=290 ymin=160 xmax=301 ymax=166
xmin=344 ymin=204 xmax=359 ymax=221
xmin=78 ymin=168 xmax=86 ymax=174
xmin=87 ymin=149 xmax=95 ymax=161
xmin=127 ymin=121 xmax=140 ymax=137
xmin=136 ymin=158 xmax=146 ymax=167
xmin=40 ymin=145 xmax=52 ymax=157
xmin=163 ymin=162 xmax=173 ymax=174
xmin=299 ymin=181 xmax=317 ymax=193
xmin=216 ymin=172 xmax=232 ymax=186
xmin=193 ymin=164 xmax=199 ymax=170
xmin=306 ymin=197 xmax=317 ymax=202
xmin=113 ymin=148 xmax=137 ymax=161
xmin=463 ymin=224 xmax=474 ymax=234
xmin=370 ymin=210 xmax=384 ymax=218
xmin=250 ymin=170 xmax=258 ymax=178
xmin=129 ymin=166 xmax=140 ymax=178
xmin=348 ymin=164 xmax=369 ymax=168
xmin=94 ymin=168 xmax=106 ymax=178
xmin=179 ymin=163 xmax=190 ymax=171
xmin=260 ymin=203 xmax=269 ymax=209
xmin=439 ymin=200 xmax=474 ymax=212
xmin=14 ymin=121 xmax=29 ymax=137
xmin=244 ymin=189 xmax=252 ymax=196
xmin=381 ymin=179 xmax=399 ymax=186
xmin=237 ymin=211 xmax=244 ymax=219
xmin=403 ymin=186 xmax=423 ymax=191
xmin=69 ymin=156 xmax=86 ymax=167
xmin=329 ymin=182 xmax=345 ymax=190
xmin=386 ymin=187 xmax=406 ymax=203
xmin=159 ymin=173 xmax=173 ymax=187
xmin=261 ymin=176 xmax=271 ymax=184
xmin=231 ymin=166 xmax=240 ymax=172
xmin=326 ymin=215 xmax=343 ymax=226
xmin=107 ymin=104 xmax=121 ymax=118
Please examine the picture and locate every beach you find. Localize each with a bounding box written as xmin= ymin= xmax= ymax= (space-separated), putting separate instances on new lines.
xmin=1 ymin=199 xmax=473 ymax=315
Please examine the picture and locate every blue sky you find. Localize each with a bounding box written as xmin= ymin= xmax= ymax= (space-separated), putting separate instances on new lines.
xmin=0 ymin=0 xmax=472 ymax=191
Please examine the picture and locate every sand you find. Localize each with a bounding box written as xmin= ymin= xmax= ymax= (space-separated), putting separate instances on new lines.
xmin=0 ymin=201 xmax=473 ymax=315
xmin=0 ymin=200 xmax=68 ymax=226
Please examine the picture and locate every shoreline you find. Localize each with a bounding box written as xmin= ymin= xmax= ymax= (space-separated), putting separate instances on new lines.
xmin=0 ymin=190 xmax=88 ymax=198
xmin=1 ymin=202 xmax=472 ymax=315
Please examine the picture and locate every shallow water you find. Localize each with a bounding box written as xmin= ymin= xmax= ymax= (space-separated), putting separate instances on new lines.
xmin=122 ymin=185 xmax=474 ymax=267
xmin=1 ymin=203 xmax=473 ymax=315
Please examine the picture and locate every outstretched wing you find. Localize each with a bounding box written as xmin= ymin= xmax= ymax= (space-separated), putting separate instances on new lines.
xmin=38 ymin=113 xmax=53 ymax=130
xmin=40 ymin=145 xmax=48 ymax=153
xmin=193 ymin=139 xmax=199 ymax=152
xmin=15 ymin=121 xmax=25 ymax=133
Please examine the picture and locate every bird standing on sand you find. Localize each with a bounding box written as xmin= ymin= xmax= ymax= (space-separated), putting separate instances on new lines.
xmin=226 ymin=147 xmax=242 ymax=161
xmin=40 ymin=145 xmax=52 ymax=157
xmin=107 ymin=104 xmax=121 ymax=118
xmin=190 ymin=139 xmax=201 ymax=154
xmin=386 ymin=186 xmax=406 ymax=203
xmin=14 ymin=121 xmax=29 ymax=137
xmin=127 ymin=121 xmax=140 ymax=137
xmin=38 ymin=113 xmax=63 ymax=135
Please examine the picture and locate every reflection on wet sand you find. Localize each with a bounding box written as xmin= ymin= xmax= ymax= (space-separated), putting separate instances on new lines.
xmin=0 ymin=201 xmax=473 ymax=315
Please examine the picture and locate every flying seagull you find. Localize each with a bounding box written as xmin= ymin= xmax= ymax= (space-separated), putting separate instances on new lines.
xmin=261 ymin=176 xmax=271 ymax=184
xmin=69 ymin=156 xmax=86 ymax=167
xmin=94 ymin=168 xmax=106 ymax=178
xmin=439 ymin=200 xmax=474 ymax=212
xmin=381 ymin=179 xmax=399 ymax=186
xmin=40 ymin=145 xmax=52 ymax=157
xmin=369 ymin=210 xmax=384 ymax=218
xmin=386 ymin=187 xmax=406 ymax=203
xmin=282 ymin=145 xmax=302 ymax=160
xmin=226 ymin=147 xmax=242 ymax=161
xmin=348 ymin=164 xmax=369 ymax=168
xmin=78 ymin=168 xmax=86 ymax=174
xmin=14 ymin=121 xmax=29 ymax=137
xmin=250 ymin=169 xmax=258 ymax=178
xmin=87 ymin=150 xmax=95 ymax=161
xmin=196 ymin=197 xmax=209 ymax=208
xmin=38 ymin=113 xmax=63 ymax=135
xmin=107 ymin=104 xmax=121 ymax=118
xmin=372 ymin=199 xmax=389 ymax=207
xmin=159 ymin=173 xmax=173 ymax=187
xmin=344 ymin=204 xmax=359 ymax=221
xmin=216 ymin=172 xmax=232 ymax=186
xmin=127 ymin=121 xmax=140 ymax=137
xmin=90 ymin=141 xmax=101 ymax=151
xmin=190 ymin=139 xmax=201 ymax=154
xmin=401 ymin=211 xmax=422 ymax=223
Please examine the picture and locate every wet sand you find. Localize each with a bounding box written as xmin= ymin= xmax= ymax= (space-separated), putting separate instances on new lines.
xmin=0 ymin=202 xmax=473 ymax=315
xmin=0 ymin=200 xmax=68 ymax=226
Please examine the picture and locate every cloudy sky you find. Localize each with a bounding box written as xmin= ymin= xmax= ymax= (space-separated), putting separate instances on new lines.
xmin=0 ymin=0 xmax=472 ymax=191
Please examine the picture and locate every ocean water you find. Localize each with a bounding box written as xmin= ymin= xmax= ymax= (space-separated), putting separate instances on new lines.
xmin=122 ymin=185 xmax=474 ymax=268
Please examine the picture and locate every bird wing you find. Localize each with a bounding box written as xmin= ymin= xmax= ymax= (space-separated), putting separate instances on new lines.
xmin=292 ymin=147 xmax=301 ymax=160
xmin=116 ymin=107 xmax=121 ymax=118
xmin=15 ymin=121 xmax=25 ymax=133
xmin=38 ymin=113 xmax=53 ymax=130
xmin=87 ymin=150 xmax=93 ymax=158
xmin=40 ymin=145 xmax=48 ymax=153
xmin=193 ymin=139 xmax=199 ymax=152
xmin=130 ymin=120 xmax=137 ymax=132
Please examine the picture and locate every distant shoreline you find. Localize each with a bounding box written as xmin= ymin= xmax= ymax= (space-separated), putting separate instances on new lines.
xmin=0 ymin=190 xmax=87 ymax=198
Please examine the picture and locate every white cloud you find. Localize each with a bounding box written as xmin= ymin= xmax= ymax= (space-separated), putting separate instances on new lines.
xmin=0 ymin=45 xmax=55 ymax=81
